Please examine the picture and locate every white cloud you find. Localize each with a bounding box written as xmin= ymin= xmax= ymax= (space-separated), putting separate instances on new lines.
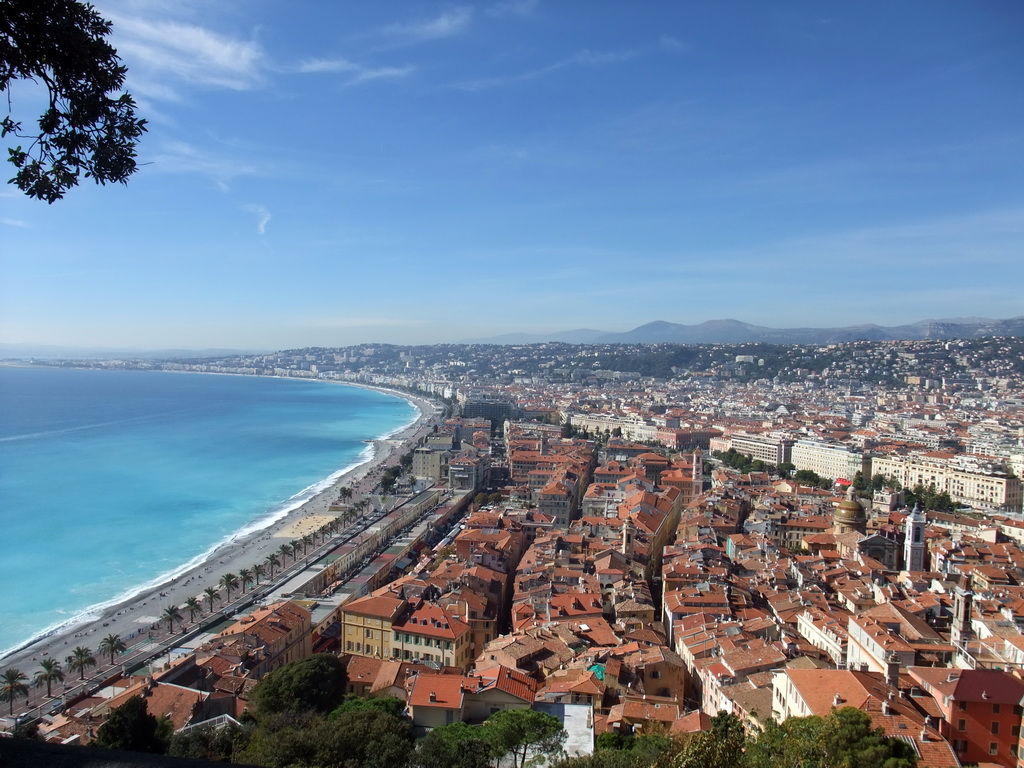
xmin=296 ymin=58 xmax=360 ymax=74
xmin=148 ymin=141 xmax=259 ymax=188
xmin=295 ymin=57 xmax=415 ymax=85
xmin=1 ymin=218 xmax=30 ymax=228
xmin=568 ymin=50 xmax=636 ymax=67
xmin=456 ymin=48 xmax=636 ymax=91
xmin=106 ymin=12 xmax=264 ymax=101
xmin=659 ymin=36 xmax=690 ymax=54
xmin=242 ymin=204 xmax=271 ymax=235
xmin=347 ymin=65 xmax=416 ymax=86
xmin=384 ymin=8 xmax=473 ymax=41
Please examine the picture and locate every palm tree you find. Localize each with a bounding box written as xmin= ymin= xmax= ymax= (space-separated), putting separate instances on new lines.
xmin=98 ymin=633 xmax=127 ymax=665
xmin=338 ymin=486 xmax=353 ymax=503
xmin=342 ymin=508 xmax=356 ymax=527
xmin=238 ymin=567 xmax=254 ymax=593
xmin=33 ymin=658 xmax=64 ymax=698
xmin=67 ymin=646 xmax=96 ymax=681
xmin=1 ymin=668 xmax=29 ymax=715
xmin=162 ymin=605 xmax=183 ymax=633
xmin=264 ymin=552 xmax=280 ymax=578
xmin=203 ymin=587 xmax=221 ymax=613
xmin=277 ymin=543 xmax=293 ymax=565
xmin=219 ymin=572 xmax=239 ymax=602
xmin=298 ymin=535 xmax=312 ymax=556
xmin=252 ymin=562 xmax=266 ymax=585
xmin=184 ymin=596 xmax=202 ymax=622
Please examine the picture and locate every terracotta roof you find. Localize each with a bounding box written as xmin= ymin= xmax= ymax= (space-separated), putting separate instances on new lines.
xmin=477 ymin=665 xmax=538 ymax=702
xmin=343 ymin=593 xmax=406 ymax=620
xmin=408 ymin=673 xmax=468 ymax=710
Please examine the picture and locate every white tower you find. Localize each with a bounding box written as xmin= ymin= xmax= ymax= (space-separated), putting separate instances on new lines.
xmin=904 ymin=503 xmax=926 ymax=572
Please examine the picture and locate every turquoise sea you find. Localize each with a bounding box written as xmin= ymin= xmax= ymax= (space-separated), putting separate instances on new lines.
xmin=0 ymin=366 xmax=416 ymax=658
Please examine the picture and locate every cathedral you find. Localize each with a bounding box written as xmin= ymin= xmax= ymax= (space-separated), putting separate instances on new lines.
xmin=833 ymin=486 xmax=868 ymax=536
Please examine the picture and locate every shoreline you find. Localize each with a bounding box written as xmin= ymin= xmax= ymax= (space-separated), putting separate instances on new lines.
xmin=0 ymin=381 xmax=442 ymax=682
xmin=0 ymin=444 xmax=378 ymax=661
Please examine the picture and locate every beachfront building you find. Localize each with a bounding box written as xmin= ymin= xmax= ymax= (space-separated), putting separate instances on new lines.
xmin=413 ymin=446 xmax=451 ymax=483
xmin=210 ymin=601 xmax=313 ymax=679
xmin=459 ymin=393 xmax=517 ymax=422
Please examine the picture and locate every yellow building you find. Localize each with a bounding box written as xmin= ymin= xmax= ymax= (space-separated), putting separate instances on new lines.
xmin=340 ymin=593 xmax=405 ymax=659
xmin=340 ymin=591 xmax=475 ymax=670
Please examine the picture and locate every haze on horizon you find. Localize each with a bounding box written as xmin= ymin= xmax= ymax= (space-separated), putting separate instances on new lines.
xmin=1 ymin=1 xmax=1022 ymax=351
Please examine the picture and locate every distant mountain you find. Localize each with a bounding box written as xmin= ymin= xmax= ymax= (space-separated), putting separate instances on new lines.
xmin=464 ymin=317 xmax=1024 ymax=345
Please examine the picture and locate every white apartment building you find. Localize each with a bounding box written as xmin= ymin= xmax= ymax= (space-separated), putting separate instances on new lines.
xmin=790 ymin=438 xmax=866 ymax=482
xmin=568 ymin=413 xmax=660 ymax=443
xmin=796 ymin=608 xmax=848 ymax=667
xmin=870 ymin=453 xmax=1022 ymax=512
xmin=711 ymin=431 xmax=794 ymax=466
xmin=845 ymin=614 xmax=916 ymax=674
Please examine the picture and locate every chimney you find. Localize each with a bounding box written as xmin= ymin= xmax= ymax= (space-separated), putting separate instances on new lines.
xmin=885 ymin=651 xmax=900 ymax=690
xmin=429 ymin=691 xmax=437 ymax=702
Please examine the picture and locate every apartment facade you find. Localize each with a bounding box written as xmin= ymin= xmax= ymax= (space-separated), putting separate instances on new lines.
xmin=871 ymin=453 xmax=1023 ymax=512
xmin=790 ymin=438 xmax=867 ymax=482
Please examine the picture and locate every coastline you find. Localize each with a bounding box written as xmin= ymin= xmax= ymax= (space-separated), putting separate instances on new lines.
xmin=0 ymin=381 xmax=441 ymax=687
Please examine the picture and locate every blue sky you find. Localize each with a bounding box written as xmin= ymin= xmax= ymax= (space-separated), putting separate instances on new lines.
xmin=1 ymin=1 xmax=1022 ymax=350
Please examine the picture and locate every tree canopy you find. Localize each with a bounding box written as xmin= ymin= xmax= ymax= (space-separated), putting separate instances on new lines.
xmin=668 ymin=709 xmax=919 ymax=768
xmin=0 ymin=0 xmax=146 ymax=202
xmin=237 ymin=708 xmax=415 ymax=768
xmin=330 ymin=694 xmax=408 ymax=720
xmin=904 ymin=482 xmax=956 ymax=513
xmin=484 ymin=708 xmax=566 ymax=768
xmin=93 ymin=695 xmax=168 ymax=754
xmin=248 ymin=653 xmax=347 ymax=717
xmin=167 ymin=722 xmax=246 ymax=763
xmin=417 ymin=721 xmax=494 ymax=768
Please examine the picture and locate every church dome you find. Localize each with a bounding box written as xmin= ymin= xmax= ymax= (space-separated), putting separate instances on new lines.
xmin=835 ymin=495 xmax=865 ymax=521
xmin=833 ymin=487 xmax=868 ymax=535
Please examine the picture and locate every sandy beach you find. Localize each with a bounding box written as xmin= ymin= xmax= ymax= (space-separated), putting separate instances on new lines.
xmin=0 ymin=383 xmax=442 ymax=713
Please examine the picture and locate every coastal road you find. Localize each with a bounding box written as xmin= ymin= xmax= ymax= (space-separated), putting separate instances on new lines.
xmin=7 ymin=506 xmax=389 ymax=724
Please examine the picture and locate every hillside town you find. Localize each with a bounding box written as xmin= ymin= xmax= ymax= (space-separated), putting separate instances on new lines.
xmin=7 ymin=336 xmax=1024 ymax=767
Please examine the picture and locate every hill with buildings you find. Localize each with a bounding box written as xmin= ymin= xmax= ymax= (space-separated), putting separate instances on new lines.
xmin=464 ymin=316 xmax=1024 ymax=345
